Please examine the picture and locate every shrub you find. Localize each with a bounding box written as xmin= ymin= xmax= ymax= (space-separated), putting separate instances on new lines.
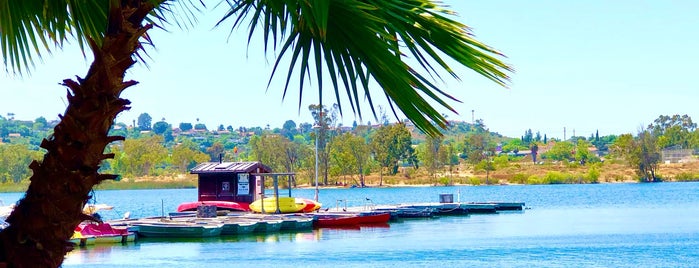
xmin=438 ymin=177 xmax=452 ymax=186
xmin=469 ymin=177 xmax=482 ymax=185
xmin=526 ymin=175 xmax=541 ymax=185
xmin=511 ymin=173 xmax=528 ymax=184
xmin=542 ymin=171 xmax=571 ymax=184
xmin=585 ymin=166 xmax=600 ymax=183
xmin=676 ymin=172 xmax=699 ymax=182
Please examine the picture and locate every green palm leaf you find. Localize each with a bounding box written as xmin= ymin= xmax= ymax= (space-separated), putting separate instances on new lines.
xmin=222 ymin=0 xmax=512 ymax=136
xmin=2 ymin=0 xmax=511 ymax=137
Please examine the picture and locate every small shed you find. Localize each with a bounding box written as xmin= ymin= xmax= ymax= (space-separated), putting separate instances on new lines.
xmin=190 ymin=161 xmax=272 ymax=204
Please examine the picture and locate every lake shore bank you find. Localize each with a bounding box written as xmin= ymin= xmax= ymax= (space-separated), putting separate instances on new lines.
xmin=1 ymin=161 xmax=697 ymax=193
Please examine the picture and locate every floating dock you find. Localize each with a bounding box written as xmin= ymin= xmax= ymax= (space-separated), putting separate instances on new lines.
xmin=328 ymin=199 xmax=525 ymax=220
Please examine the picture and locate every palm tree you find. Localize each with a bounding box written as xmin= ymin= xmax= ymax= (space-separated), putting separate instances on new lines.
xmin=0 ymin=0 xmax=511 ymax=266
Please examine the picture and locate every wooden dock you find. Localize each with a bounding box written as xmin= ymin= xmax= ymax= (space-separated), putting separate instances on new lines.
xmin=328 ymin=201 xmax=525 ymax=219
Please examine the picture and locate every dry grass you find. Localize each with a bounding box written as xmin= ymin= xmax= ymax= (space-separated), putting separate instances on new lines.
xmin=341 ymin=159 xmax=699 ymax=186
xmin=2 ymin=160 xmax=698 ymax=193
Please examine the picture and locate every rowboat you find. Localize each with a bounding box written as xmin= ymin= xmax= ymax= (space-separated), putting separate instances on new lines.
xmin=176 ymin=201 xmax=250 ymax=212
xmin=131 ymin=221 xmax=224 ymax=238
xmin=313 ymin=212 xmax=391 ymax=228
xmin=252 ymin=219 xmax=284 ymax=233
xmin=249 ymin=197 xmax=321 ymax=214
xmin=279 ymin=216 xmax=314 ymax=231
xmin=220 ymin=220 xmax=258 ymax=235
xmin=78 ymin=222 xmax=136 ymax=244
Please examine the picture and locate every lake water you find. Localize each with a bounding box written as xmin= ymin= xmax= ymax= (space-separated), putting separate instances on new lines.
xmin=3 ymin=182 xmax=699 ymax=267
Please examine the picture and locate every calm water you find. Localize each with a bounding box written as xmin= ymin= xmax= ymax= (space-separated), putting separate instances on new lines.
xmin=3 ymin=183 xmax=699 ymax=267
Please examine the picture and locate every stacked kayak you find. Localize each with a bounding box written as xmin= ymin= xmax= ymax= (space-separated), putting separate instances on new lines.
xmin=249 ymin=197 xmax=321 ymax=213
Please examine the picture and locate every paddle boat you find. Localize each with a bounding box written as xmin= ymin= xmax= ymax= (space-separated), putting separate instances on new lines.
xmin=78 ymin=222 xmax=136 ymax=244
xmin=68 ymin=231 xmax=96 ymax=247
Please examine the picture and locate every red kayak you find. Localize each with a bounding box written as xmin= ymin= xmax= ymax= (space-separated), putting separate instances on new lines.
xmin=313 ymin=212 xmax=390 ymax=228
xmin=299 ymin=198 xmax=322 ymax=213
xmin=176 ymin=201 xmax=250 ymax=212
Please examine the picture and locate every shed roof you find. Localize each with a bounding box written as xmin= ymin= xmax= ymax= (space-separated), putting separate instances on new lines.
xmin=190 ymin=161 xmax=273 ymax=174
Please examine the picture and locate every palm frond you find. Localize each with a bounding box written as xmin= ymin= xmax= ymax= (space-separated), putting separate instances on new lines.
xmin=221 ymin=0 xmax=512 ymax=137
xmin=0 ymin=0 xmax=203 ymax=75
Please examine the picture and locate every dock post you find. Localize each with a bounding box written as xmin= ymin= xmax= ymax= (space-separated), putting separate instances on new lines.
xmin=260 ymin=193 xmax=265 ymax=214
xmin=273 ymin=175 xmax=281 ymax=214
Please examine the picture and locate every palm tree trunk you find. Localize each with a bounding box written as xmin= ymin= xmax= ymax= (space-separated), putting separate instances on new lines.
xmin=0 ymin=2 xmax=153 ymax=267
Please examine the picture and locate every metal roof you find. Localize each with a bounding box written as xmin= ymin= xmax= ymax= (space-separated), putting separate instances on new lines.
xmin=190 ymin=161 xmax=273 ymax=174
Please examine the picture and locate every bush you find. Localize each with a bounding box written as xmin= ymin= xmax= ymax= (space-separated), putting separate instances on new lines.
xmin=675 ymin=172 xmax=699 ymax=182
xmin=469 ymin=177 xmax=482 ymax=185
xmin=511 ymin=173 xmax=528 ymax=184
xmin=585 ymin=166 xmax=600 ymax=183
xmin=438 ymin=177 xmax=451 ymax=186
xmin=526 ymin=175 xmax=541 ymax=185
xmin=542 ymin=171 xmax=572 ymax=184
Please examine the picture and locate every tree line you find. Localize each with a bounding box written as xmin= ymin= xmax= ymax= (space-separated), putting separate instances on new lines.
xmin=1 ymin=113 xmax=698 ymax=185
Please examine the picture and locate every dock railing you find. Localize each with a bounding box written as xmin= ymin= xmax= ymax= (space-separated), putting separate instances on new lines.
xmin=334 ymin=198 xmax=376 ymax=212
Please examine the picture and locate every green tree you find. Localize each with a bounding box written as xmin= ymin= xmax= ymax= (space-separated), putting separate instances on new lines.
xmin=170 ymin=139 xmax=209 ymax=173
xmin=0 ymin=1 xmax=510 ymax=265
xmin=475 ymin=158 xmax=495 ymax=184
xmin=575 ymin=139 xmax=591 ymax=165
xmin=370 ymin=123 xmax=414 ymax=186
xmin=282 ymin=120 xmax=297 ymax=140
xmin=179 ymin=122 xmax=193 ymax=132
xmin=111 ymin=135 xmax=168 ymax=177
xmin=609 ymin=133 xmax=635 ymax=160
xmin=206 ymin=141 xmax=226 ymax=162
xmin=610 ymin=132 xmax=661 ymax=182
xmin=309 ymin=104 xmax=340 ymax=185
xmin=249 ymin=134 xmax=288 ymax=172
xmin=501 ymin=138 xmax=525 ymax=153
xmin=463 ymin=131 xmax=495 ymax=165
xmin=194 ymin=123 xmax=208 ymax=131
xmin=418 ymin=134 xmax=443 ymax=178
xmin=330 ymin=133 xmax=370 ymax=186
xmin=543 ymin=141 xmax=575 ymax=161
xmin=0 ymin=144 xmax=43 ymax=183
xmin=33 ymin=117 xmax=48 ymax=131
xmin=649 ymin=114 xmax=696 ymax=149
xmin=137 ymin=113 xmax=152 ymax=130
xmin=634 ymin=131 xmax=661 ymax=182
xmin=152 ymin=121 xmax=170 ymax=135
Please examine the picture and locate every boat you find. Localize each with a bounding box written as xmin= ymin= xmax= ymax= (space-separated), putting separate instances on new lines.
xmin=279 ymin=216 xmax=314 ymax=231
xmin=219 ymin=220 xmax=258 ymax=235
xmin=83 ymin=204 xmax=114 ymax=215
xmin=131 ymin=220 xmax=224 ymax=238
xmin=176 ymin=201 xmax=250 ymax=212
xmin=249 ymin=197 xmax=321 ymax=214
xmin=313 ymin=212 xmax=391 ymax=228
xmin=68 ymin=231 xmax=96 ymax=247
xmin=374 ymin=206 xmax=436 ymax=219
xmin=298 ymin=198 xmax=322 ymax=212
xmin=0 ymin=203 xmax=14 ymax=220
xmin=78 ymin=222 xmax=136 ymax=244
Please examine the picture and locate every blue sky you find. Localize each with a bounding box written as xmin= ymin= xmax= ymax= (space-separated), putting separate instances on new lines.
xmin=1 ymin=1 xmax=697 ymax=139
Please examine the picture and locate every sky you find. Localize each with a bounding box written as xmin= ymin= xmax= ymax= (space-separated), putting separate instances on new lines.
xmin=1 ymin=0 xmax=698 ymax=139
